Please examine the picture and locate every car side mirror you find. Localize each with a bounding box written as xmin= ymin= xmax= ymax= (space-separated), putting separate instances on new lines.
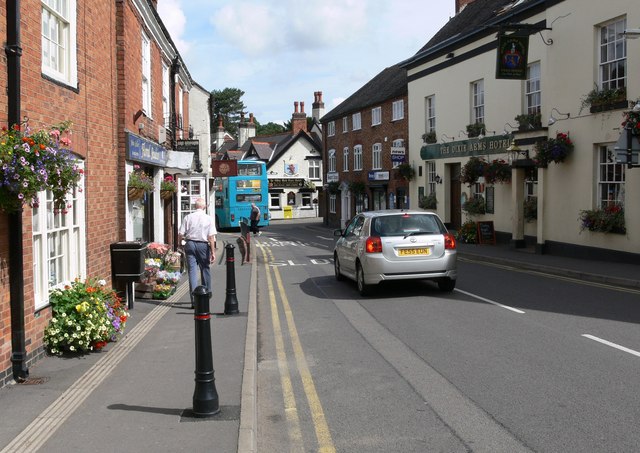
xmin=333 ymin=229 xmax=343 ymax=237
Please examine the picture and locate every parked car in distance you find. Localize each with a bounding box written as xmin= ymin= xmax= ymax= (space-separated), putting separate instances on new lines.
xmin=333 ymin=210 xmax=457 ymax=296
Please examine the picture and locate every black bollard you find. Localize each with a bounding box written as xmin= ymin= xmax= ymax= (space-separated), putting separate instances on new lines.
xmin=192 ymin=285 xmax=220 ymax=417
xmin=224 ymin=244 xmax=240 ymax=315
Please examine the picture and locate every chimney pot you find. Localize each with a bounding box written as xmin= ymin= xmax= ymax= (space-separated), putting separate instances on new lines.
xmin=294 ymin=101 xmax=299 ymax=113
xmin=300 ymin=101 xmax=305 ymax=113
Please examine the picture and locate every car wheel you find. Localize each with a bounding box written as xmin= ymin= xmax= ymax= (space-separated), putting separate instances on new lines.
xmin=356 ymin=263 xmax=370 ymax=296
xmin=334 ymin=254 xmax=344 ymax=281
xmin=438 ymin=278 xmax=456 ymax=292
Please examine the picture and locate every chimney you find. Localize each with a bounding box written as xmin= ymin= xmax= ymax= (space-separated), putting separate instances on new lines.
xmin=455 ymin=0 xmax=476 ymax=13
xmin=150 ymin=0 xmax=158 ymax=9
xmin=312 ymin=91 xmax=325 ymax=123
xmin=291 ymin=101 xmax=307 ymax=135
xmin=247 ymin=113 xmax=256 ymax=140
xmin=214 ymin=115 xmax=225 ymax=151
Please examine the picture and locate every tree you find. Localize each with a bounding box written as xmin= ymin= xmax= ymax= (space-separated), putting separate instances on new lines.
xmin=211 ymin=87 xmax=246 ymax=137
xmin=255 ymin=121 xmax=286 ymax=135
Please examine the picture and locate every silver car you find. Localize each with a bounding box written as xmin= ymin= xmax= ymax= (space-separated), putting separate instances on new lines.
xmin=333 ymin=210 xmax=457 ymax=296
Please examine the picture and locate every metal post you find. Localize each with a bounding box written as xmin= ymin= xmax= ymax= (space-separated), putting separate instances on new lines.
xmin=224 ymin=244 xmax=240 ymax=315
xmin=192 ymin=285 xmax=220 ymax=417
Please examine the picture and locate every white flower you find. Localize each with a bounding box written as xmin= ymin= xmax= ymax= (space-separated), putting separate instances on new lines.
xmin=98 ymin=279 xmax=106 ymax=286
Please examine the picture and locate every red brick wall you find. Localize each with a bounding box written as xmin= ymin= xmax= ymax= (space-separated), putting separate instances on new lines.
xmin=323 ymin=95 xmax=410 ymax=228
xmin=0 ymin=0 xmax=119 ymax=384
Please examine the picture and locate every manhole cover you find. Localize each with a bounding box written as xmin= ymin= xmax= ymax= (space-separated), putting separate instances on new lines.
xmin=19 ymin=377 xmax=49 ymax=385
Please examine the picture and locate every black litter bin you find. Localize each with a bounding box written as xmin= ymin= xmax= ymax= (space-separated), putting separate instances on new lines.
xmin=110 ymin=241 xmax=148 ymax=309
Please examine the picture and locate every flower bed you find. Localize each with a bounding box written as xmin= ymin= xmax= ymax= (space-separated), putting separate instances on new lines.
xmin=44 ymin=278 xmax=128 ymax=355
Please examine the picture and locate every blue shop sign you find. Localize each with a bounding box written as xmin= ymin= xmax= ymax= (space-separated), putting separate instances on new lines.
xmin=126 ymin=131 xmax=167 ymax=166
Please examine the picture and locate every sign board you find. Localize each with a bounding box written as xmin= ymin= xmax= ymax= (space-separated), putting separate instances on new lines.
xmin=477 ymin=221 xmax=496 ymax=245
xmin=368 ymin=171 xmax=390 ymax=181
xmin=390 ymin=146 xmax=406 ymax=155
xmin=391 ymin=154 xmax=406 ymax=163
xmin=496 ymin=35 xmax=529 ymax=80
xmin=268 ymin=178 xmax=305 ymax=188
xmin=126 ymin=131 xmax=166 ymax=166
xmin=614 ymin=132 xmax=640 ymax=165
xmin=421 ymin=135 xmax=514 ymax=160
xmin=211 ymin=160 xmax=238 ymax=177
xmin=326 ymin=172 xmax=339 ymax=183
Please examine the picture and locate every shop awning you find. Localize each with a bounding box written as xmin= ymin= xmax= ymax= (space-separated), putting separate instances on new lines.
xmin=164 ymin=150 xmax=194 ymax=173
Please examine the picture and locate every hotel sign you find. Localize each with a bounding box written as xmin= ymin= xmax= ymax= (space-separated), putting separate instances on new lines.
xmin=420 ymin=135 xmax=514 ymax=160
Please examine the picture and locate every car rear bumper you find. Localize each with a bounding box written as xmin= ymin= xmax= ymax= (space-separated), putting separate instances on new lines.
xmin=362 ymin=252 xmax=457 ymax=285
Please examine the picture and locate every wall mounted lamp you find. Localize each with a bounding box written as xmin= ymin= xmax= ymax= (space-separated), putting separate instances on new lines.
xmin=632 ymin=100 xmax=640 ymax=112
xmin=434 ymin=175 xmax=443 ymax=184
xmin=548 ymin=108 xmax=570 ymax=126
xmin=458 ymin=130 xmax=468 ymax=137
xmin=621 ymin=28 xmax=640 ymax=39
xmin=440 ymin=134 xmax=454 ymax=143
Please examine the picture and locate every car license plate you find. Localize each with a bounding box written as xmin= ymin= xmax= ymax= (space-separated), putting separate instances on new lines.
xmin=398 ymin=247 xmax=431 ymax=256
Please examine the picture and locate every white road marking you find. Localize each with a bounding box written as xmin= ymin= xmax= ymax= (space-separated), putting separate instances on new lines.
xmin=455 ymin=289 xmax=526 ymax=314
xmin=316 ymin=236 xmax=333 ymax=241
xmin=582 ymin=334 xmax=640 ymax=358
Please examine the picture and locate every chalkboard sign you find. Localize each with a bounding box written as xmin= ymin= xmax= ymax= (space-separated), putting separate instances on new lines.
xmin=477 ymin=221 xmax=496 ymax=245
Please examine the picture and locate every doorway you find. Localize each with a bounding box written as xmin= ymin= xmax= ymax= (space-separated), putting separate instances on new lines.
xmin=449 ymin=163 xmax=461 ymax=230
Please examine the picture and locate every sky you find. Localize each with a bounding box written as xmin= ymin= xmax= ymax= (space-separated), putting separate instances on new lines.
xmin=157 ymin=0 xmax=456 ymax=126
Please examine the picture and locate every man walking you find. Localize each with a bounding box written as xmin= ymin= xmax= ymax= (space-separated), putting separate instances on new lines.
xmin=250 ymin=202 xmax=261 ymax=236
xmin=178 ymin=198 xmax=217 ymax=308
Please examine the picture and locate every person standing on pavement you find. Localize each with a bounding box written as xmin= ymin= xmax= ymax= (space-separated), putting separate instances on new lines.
xmin=178 ymin=198 xmax=217 ymax=308
xmin=250 ymin=202 xmax=261 ymax=236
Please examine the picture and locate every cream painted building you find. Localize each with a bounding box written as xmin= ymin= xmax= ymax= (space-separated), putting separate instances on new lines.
xmin=403 ymin=0 xmax=638 ymax=260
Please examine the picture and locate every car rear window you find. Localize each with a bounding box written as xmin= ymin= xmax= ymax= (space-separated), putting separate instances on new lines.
xmin=371 ymin=214 xmax=445 ymax=237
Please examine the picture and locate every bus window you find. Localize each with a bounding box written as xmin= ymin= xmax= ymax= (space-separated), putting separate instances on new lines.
xmin=238 ymin=163 xmax=262 ymax=176
xmin=236 ymin=194 xmax=262 ymax=203
xmin=236 ymin=179 xmax=261 ymax=189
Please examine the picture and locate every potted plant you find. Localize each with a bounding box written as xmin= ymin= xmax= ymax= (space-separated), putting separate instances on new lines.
xmin=580 ymin=86 xmax=627 ymax=113
xmin=327 ymin=181 xmax=340 ymax=194
xmin=396 ymin=162 xmax=415 ymax=181
xmin=515 ymin=113 xmax=542 ymax=131
xmin=419 ymin=192 xmax=437 ymax=210
xmin=422 ymin=131 xmax=437 ymax=144
xmin=466 ymin=122 xmax=485 ymax=138
xmin=461 ymin=156 xmax=488 ymax=185
xmin=160 ymin=174 xmax=177 ymax=200
xmin=483 ymin=159 xmax=511 ymax=184
xmin=43 ymin=278 xmax=129 ymax=355
xmin=0 ymin=121 xmax=82 ymax=213
xmin=534 ymin=132 xmax=573 ymax=166
xmin=579 ymin=203 xmax=626 ymax=234
xmin=349 ymin=180 xmax=366 ymax=195
xmin=462 ymin=196 xmax=486 ymax=216
xmin=128 ymin=165 xmax=154 ymax=200
xmin=456 ymin=220 xmax=478 ymax=243
xmin=621 ymin=106 xmax=640 ymax=134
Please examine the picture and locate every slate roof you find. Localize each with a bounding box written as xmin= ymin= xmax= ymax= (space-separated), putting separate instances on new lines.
xmin=321 ymin=64 xmax=407 ymax=123
xmin=403 ymin=0 xmax=547 ymax=68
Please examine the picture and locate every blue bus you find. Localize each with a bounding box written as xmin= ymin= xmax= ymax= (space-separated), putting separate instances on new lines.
xmin=214 ymin=160 xmax=270 ymax=230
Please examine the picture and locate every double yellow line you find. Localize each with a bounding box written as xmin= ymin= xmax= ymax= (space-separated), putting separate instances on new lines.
xmin=259 ymin=245 xmax=336 ymax=453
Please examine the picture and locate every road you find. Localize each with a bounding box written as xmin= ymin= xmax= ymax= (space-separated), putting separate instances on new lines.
xmin=254 ymin=220 xmax=640 ymax=453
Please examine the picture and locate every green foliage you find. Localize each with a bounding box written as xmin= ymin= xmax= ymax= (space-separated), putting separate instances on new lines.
xmin=160 ymin=174 xmax=177 ymax=192
xmin=580 ymin=86 xmax=626 ymax=112
xmin=422 ymin=131 xmax=437 ymax=143
xmin=419 ymin=192 xmax=437 ymax=209
xmin=523 ymin=197 xmax=537 ymax=222
xmin=579 ymin=204 xmax=626 ymax=234
xmin=211 ymin=87 xmax=247 ymax=137
xmin=457 ymin=220 xmax=477 ymax=243
xmin=484 ymin=159 xmax=511 ymax=184
xmin=327 ymin=182 xmax=339 ymax=194
xmin=461 ymin=156 xmax=488 ymax=185
xmin=128 ymin=165 xmax=154 ymax=191
xmin=515 ymin=113 xmax=542 ymax=130
xmin=255 ymin=121 xmax=286 ymax=135
xmin=534 ymin=132 xmax=574 ymax=165
xmin=462 ymin=196 xmax=486 ymax=216
xmin=396 ymin=163 xmax=415 ymax=181
xmin=349 ymin=181 xmax=366 ymax=194
xmin=44 ymin=278 xmax=129 ymax=355
xmin=466 ymin=122 xmax=485 ymax=138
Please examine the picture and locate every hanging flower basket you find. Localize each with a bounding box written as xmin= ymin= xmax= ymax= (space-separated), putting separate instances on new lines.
xmin=128 ymin=187 xmax=145 ymax=200
xmin=534 ymin=132 xmax=574 ymax=166
xmin=461 ymin=156 xmax=488 ymax=185
xmin=484 ymin=159 xmax=511 ymax=184
xmin=160 ymin=190 xmax=174 ymax=201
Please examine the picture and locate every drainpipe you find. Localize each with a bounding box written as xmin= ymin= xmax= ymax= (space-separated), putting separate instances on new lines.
xmin=170 ymin=56 xmax=181 ymax=249
xmin=5 ymin=0 xmax=28 ymax=382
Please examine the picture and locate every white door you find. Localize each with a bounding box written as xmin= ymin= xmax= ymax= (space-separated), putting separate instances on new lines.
xmin=340 ymin=189 xmax=351 ymax=227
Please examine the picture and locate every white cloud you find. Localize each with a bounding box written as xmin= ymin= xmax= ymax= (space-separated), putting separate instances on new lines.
xmin=157 ymin=0 xmax=191 ymax=54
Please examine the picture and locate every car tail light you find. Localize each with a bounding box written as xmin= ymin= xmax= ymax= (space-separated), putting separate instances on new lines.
xmin=231 ymin=214 xmax=235 ymax=222
xmin=444 ymin=233 xmax=456 ymax=250
xmin=365 ymin=236 xmax=383 ymax=253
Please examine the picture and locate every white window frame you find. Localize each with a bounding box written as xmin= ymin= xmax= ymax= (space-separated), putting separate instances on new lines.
xmin=32 ymin=163 xmax=86 ymax=310
xmin=427 ymin=161 xmax=437 ymax=194
xmin=142 ymin=32 xmax=152 ymax=115
xmin=599 ymin=18 xmax=627 ymax=91
xmin=352 ymin=112 xmax=362 ymax=130
xmin=329 ymin=194 xmax=336 ymax=214
xmin=372 ymin=143 xmax=382 ymax=170
xmin=269 ymin=192 xmax=281 ymax=210
xmin=162 ymin=63 xmax=170 ymax=128
xmin=353 ymin=145 xmax=363 ymax=171
xmin=343 ymin=147 xmax=349 ymax=172
xmin=371 ymin=107 xmax=382 ymax=126
xmin=327 ymin=121 xmax=335 ymax=137
xmin=471 ymin=79 xmax=484 ymax=124
xmin=41 ymin=0 xmax=78 ymax=87
xmin=342 ymin=117 xmax=349 ymax=133
xmin=328 ymin=149 xmax=336 ymax=172
xmin=426 ymin=95 xmax=436 ymax=133
xmin=526 ymin=62 xmax=541 ymax=114
xmin=308 ymin=159 xmax=320 ymax=179
xmin=598 ymin=145 xmax=625 ymax=207
xmin=392 ymin=100 xmax=404 ymax=121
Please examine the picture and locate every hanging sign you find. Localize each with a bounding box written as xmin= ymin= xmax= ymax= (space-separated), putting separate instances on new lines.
xmin=211 ymin=159 xmax=238 ymax=177
xmin=496 ymin=35 xmax=529 ymax=80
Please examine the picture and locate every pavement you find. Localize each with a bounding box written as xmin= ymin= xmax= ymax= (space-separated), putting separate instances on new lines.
xmin=0 ymin=219 xmax=638 ymax=453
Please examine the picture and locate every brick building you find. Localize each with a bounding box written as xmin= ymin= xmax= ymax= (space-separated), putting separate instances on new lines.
xmin=0 ymin=0 xmax=197 ymax=386
xmin=321 ymin=65 xmax=409 ymax=228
